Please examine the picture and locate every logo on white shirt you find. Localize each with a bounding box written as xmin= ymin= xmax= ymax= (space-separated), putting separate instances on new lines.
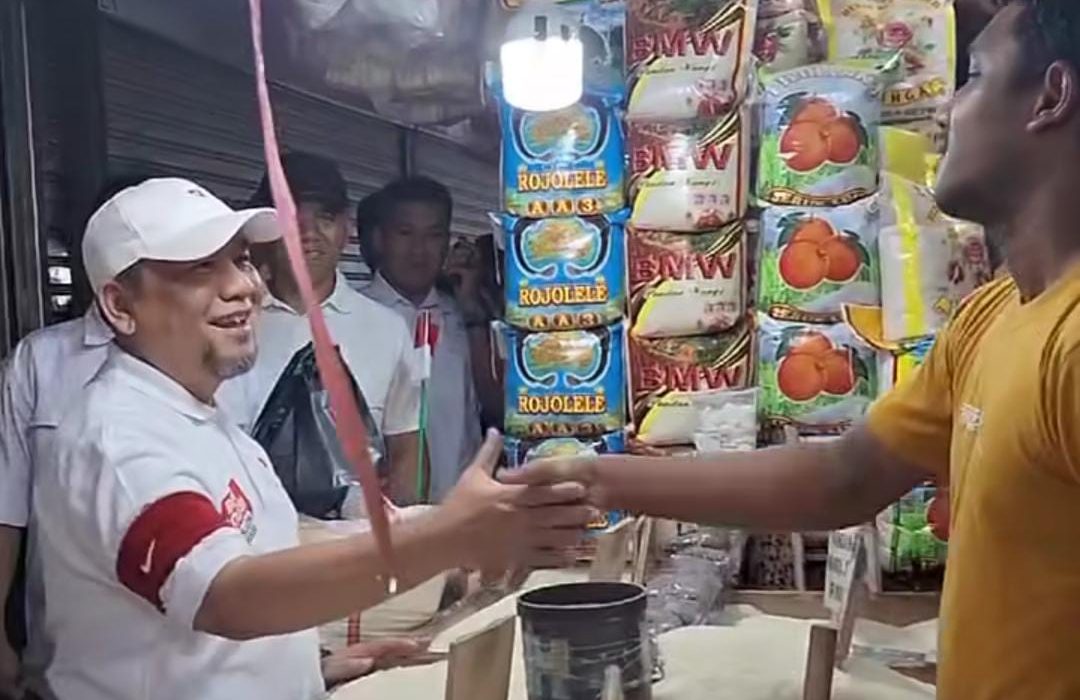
xmin=221 ymin=479 xmax=257 ymax=543
xmin=959 ymin=403 xmax=983 ymax=433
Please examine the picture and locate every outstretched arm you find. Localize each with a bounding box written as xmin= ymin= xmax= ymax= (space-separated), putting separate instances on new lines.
xmin=505 ymin=294 xmax=970 ymax=531
xmin=195 ymin=434 xmax=591 ymax=640
xmin=196 ymin=504 xmax=473 ymax=639
xmin=503 ymin=425 xmax=930 ymax=533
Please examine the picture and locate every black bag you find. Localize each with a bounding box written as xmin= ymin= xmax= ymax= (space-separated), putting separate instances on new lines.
xmin=252 ymin=342 xmax=386 ymax=519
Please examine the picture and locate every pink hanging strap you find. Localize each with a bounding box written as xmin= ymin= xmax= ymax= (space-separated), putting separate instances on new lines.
xmin=247 ymin=0 xmax=397 ymax=582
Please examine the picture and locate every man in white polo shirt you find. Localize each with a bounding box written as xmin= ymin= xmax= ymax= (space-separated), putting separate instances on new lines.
xmin=218 ymin=153 xmax=423 ymax=504
xmin=35 ymin=178 xmax=590 ymax=700
xmin=363 ymin=177 xmax=502 ymax=503
xmin=0 ymin=308 xmax=113 ymax=700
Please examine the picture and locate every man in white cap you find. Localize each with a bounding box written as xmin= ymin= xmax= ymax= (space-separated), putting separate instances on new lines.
xmin=34 ymin=178 xmax=590 ymax=700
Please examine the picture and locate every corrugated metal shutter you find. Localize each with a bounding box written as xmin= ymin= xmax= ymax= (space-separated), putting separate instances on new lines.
xmin=26 ymin=7 xmax=72 ymax=323
xmin=412 ymin=132 xmax=499 ymax=239
xmin=101 ymin=19 xmax=405 ymax=287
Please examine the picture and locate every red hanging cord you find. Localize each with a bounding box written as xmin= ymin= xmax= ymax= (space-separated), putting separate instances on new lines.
xmin=247 ymin=0 xmax=397 ymax=587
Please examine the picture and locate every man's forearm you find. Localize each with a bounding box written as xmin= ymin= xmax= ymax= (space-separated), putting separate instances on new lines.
xmin=467 ymin=328 xmax=503 ymax=429
xmin=0 ymin=525 xmax=23 ymax=638
xmin=196 ymin=508 xmax=466 ymax=640
xmin=593 ymin=428 xmax=925 ymax=531
xmin=386 ymin=432 xmax=421 ymax=505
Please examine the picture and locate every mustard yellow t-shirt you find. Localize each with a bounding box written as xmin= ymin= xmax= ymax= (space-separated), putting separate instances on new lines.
xmin=868 ymin=272 xmax=1080 ymax=699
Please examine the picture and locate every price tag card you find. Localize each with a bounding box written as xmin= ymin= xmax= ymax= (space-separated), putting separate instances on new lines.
xmin=825 ymin=525 xmax=871 ymax=666
xmin=826 ymin=527 xmax=863 ymax=615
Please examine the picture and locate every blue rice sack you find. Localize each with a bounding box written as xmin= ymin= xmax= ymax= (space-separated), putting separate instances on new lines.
xmin=498 ymin=210 xmax=628 ymax=331
xmin=501 ymin=322 xmax=627 ymax=438
xmin=495 ymin=81 xmax=626 ymax=218
xmin=504 ymin=431 xmax=625 ymax=467
xmin=503 ymin=432 xmax=627 ymax=533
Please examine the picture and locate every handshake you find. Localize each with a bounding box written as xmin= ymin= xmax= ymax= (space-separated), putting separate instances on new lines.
xmin=434 ymin=429 xmax=609 ymax=578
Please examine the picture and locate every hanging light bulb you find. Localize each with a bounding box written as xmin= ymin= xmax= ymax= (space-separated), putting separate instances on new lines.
xmin=499 ymin=1 xmax=584 ymax=112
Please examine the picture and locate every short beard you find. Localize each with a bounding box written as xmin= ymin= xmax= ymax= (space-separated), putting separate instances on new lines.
xmin=207 ymin=348 xmax=257 ymax=381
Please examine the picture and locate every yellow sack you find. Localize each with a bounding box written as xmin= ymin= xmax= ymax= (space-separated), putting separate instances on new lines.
xmin=877 ymin=127 xmax=992 ymax=342
xmin=816 ymin=0 xmax=956 ymax=124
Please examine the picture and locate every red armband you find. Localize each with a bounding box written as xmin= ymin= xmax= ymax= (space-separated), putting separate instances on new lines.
xmin=116 ymin=492 xmax=228 ymax=612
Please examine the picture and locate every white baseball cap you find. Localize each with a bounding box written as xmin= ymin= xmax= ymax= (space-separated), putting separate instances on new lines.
xmin=82 ymin=177 xmax=281 ymax=294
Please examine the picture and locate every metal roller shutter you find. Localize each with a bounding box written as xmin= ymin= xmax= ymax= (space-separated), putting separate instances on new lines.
xmin=101 ymin=19 xmax=406 ymax=286
xmin=411 ymin=132 xmax=499 ymax=239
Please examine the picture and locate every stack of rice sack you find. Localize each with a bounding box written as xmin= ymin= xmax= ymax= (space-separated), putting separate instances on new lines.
xmin=492 ymin=0 xmax=630 ymax=536
xmin=736 ymin=0 xmax=972 ymax=587
xmin=754 ymin=58 xmax=888 ymax=436
xmin=819 ymin=0 xmax=958 ymax=580
xmin=793 ymin=0 xmax=981 ymax=578
xmin=624 ymin=0 xmax=760 ymax=453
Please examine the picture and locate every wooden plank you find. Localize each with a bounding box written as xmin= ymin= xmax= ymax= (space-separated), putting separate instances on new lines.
xmin=631 ymin=518 xmax=654 ymax=585
xmin=444 ymin=614 xmax=516 ymax=700
xmin=802 ymin=624 xmax=838 ymax=700
xmin=589 ymin=518 xmax=635 ymax=582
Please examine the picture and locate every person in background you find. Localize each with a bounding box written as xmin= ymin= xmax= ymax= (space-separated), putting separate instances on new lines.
xmin=0 ymin=173 xmax=155 ymax=700
xmin=35 ymin=177 xmax=591 ymax=700
xmin=355 ymin=189 xmax=383 ymax=277
xmin=507 ymin=3 xmax=1080 ymax=697
xmin=218 ymin=152 xmax=423 ymax=504
xmin=363 ymin=177 xmax=502 ymax=502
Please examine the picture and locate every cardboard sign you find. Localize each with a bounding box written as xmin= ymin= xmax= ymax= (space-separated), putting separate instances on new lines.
xmin=825 ymin=525 xmax=872 ymax=667
xmin=824 ymin=527 xmax=864 ymax=616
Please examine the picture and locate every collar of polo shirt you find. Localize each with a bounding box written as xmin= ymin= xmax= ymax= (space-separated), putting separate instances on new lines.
xmin=265 ymin=271 xmax=354 ymax=315
xmin=84 ymin=305 xmax=115 ymax=346
xmin=111 ymin=348 xmax=217 ymax=422
xmin=368 ymin=272 xmax=441 ymax=311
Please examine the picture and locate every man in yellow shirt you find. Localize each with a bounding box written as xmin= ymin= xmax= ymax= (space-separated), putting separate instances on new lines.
xmin=505 ymin=3 xmax=1080 ymax=697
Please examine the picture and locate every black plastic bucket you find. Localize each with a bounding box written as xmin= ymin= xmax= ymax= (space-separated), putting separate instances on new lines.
xmin=518 ymin=582 xmax=652 ymax=700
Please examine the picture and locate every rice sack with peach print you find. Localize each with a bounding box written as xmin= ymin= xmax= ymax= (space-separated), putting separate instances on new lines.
xmin=757 ymin=61 xmax=890 ymax=207
xmin=757 ymin=198 xmax=880 ymax=323
xmin=757 ymin=314 xmax=876 ymax=433
xmin=626 ymin=0 xmax=759 ymax=122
